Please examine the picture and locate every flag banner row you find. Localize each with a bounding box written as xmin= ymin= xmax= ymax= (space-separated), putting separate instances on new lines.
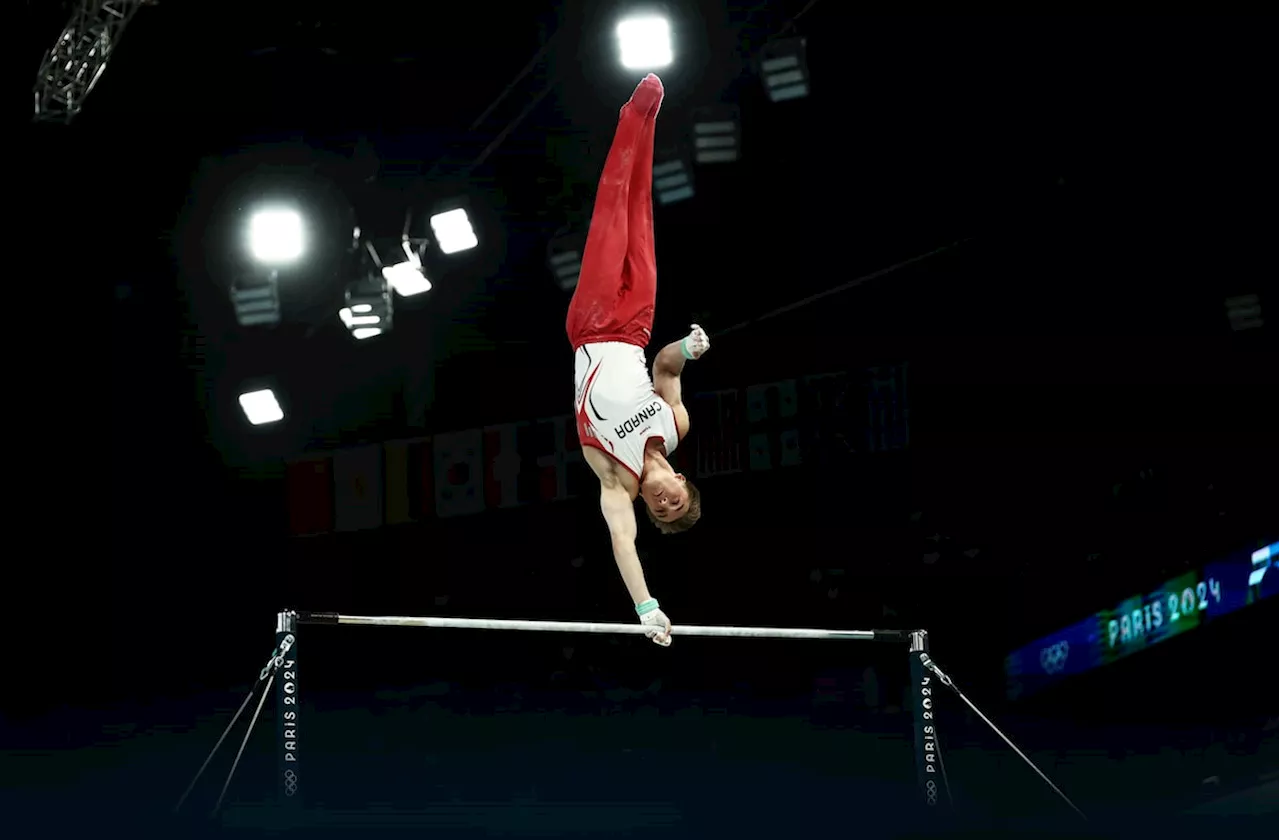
xmin=286 ymin=366 xmax=908 ymax=535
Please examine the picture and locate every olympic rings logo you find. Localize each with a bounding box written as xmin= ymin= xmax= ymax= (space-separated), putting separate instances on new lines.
xmin=1039 ymin=641 xmax=1070 ymax=675
xmin=283 ymin=769 xmax=298 ymax=797
xmin=925 ymin=779 xmax=938 ymax=806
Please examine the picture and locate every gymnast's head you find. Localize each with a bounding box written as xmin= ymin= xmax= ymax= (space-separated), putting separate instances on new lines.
xmin=641 ymin=468 xmax=701 ymax=534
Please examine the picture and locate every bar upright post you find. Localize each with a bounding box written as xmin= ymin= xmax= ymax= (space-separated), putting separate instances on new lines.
xmin=275 ymin=610 xmax=300 ymax=811
xmin=908 ymin=629 xmax=944 ymax=813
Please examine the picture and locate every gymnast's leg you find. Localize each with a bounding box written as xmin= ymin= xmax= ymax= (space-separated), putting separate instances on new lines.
xmin=616 ymin=92 xmax=659 ymax=348
xmin=565 ymin=74 xmax=665 ymax=350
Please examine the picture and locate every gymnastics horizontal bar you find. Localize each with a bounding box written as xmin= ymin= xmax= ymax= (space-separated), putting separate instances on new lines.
xmin=292 ymin=611 xmax=904 ymax=642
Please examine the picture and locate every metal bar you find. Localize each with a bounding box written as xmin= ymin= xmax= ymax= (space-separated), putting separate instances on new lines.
xmin=296 ymin=611 xmax=889 ymax=641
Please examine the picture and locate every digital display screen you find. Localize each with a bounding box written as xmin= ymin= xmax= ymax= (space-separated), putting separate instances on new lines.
xmin=1005 ymin=542 xmax=1279 ymax=699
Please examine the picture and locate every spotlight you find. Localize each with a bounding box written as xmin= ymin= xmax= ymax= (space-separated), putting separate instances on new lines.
xmin=382 ymin=239 xmax=432 ymax=297
xmin=1224 ymin=293 xmax=1262 ymax=331
xmin=238 ymin=387 xmax=285 ymax=426
xmin=758 ymin=37 xmax=810 ymax=103
xmin=548 ymin=233 xmax=586 ymax=291
xmin=429 ymin=206 xmax=478 ymax=255
xmin=692 ymin=107 xmax=740 ymax=164
xmin=246 ymin=207 xmax=305 ymax=265
xmin=653 ymin=150 xmax=694 ymax=205
xmin=615 ymin=15 xmax=673 ymax=70
xmin=340 ymin=273 xmax=392 ymax=340
xmin=230 ymin=271 xmax=282 ymax=327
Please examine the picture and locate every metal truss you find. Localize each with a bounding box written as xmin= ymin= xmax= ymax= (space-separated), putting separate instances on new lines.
xmin=32 ymin=0 xmax=156 ymax=124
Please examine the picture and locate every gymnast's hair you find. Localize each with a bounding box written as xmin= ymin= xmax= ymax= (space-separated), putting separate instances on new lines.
xmin=646 ymin=479 xmax=701 ymax=534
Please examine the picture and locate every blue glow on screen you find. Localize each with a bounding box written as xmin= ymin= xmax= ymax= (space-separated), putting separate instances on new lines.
xmin=1005 ymin=541 xmax=1279 ymax=700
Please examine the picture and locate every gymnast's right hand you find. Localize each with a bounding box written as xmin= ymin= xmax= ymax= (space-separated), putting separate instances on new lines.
xmin=636 ymin=599 xmax=672 ymax=647
xmin=682 ymin=324 xmax=710 ymax=360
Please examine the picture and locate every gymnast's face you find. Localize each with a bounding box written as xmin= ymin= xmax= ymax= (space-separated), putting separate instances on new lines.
xmin=641 ymin=472 xmax=689 ymax=522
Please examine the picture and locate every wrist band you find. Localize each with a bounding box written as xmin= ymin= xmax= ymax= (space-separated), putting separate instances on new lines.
xmin=680 ymin=338 xmax=694 ymax=360
xmin=636 ymin=599 xmax=659 ymax=616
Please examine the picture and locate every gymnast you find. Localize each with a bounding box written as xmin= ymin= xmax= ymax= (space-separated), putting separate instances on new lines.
xmin=567 ymin=74 xmax=711 ymax=648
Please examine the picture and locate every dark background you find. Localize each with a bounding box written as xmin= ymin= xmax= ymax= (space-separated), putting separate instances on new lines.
xmin=8 ymin=2 xmax=1277 ymax=838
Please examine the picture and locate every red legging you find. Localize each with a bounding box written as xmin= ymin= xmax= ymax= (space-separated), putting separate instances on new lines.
xmin=564 ymin=98 xmax=657 ymax=351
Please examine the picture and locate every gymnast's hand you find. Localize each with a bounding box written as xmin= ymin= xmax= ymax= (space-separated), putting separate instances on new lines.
xmin=636 ymin=599 xmax=673 ymax=647
xmin=681 ymin=324 xmax=710 ymax=360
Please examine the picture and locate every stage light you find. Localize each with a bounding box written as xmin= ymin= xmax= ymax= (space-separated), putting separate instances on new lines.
xmin=382 ymin=239 xmax=432 ymax=297
xmin=1224 ymin=293 xmax=1262 ymax=331
xmin=429 ymin=207 xmax=478 ymax=255
xmin=758 ymin=37 xmax=810 ymax=103
xmin=230 ymin=271 xmax=282 ymax=327
xmin=340 ymin=273 xmax=392 ymax=340
xmin=692 ymin=107 xmax=740 ymax=164
xmin=238 ymin=388 xmax=284 ymax=426
xmin=247 ymin=207 xmax=305 ymax=265
xmin=616 ymin=15 xmax=673 ymax=70
xmin=653 ymin=152 xmax=694 ymax=205
xmin=548 ymin=233 xmax=586 ymax=291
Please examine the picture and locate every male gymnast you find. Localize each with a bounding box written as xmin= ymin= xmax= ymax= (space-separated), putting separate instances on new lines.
xmin=567 ymin=74 xmax=711 ymax=648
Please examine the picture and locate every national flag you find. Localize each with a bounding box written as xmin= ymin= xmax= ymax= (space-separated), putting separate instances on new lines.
xmin=536 ymin=415 xmax=582 ymax=502
xmin=484 ymin=423 xmax=527 ymax=510
xmin=384 ymin=437 xmax=436 ymax=524
xmin=285 ymin=455 xmax=333 ymax=535
xmin=434 ymin=429 xmax=485 ymax=518
xmin=694 ymin=389 xmax=743 ymax=478
xmin=746 ymin=379 xmax=801 ymax=471
xmin=333 ymin=444 xmax=383 ymax=532
xmin=384 ymin=440 xmax=412 ymax=525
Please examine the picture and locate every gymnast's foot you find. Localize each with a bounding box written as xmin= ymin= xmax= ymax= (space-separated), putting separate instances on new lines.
xmin=625 ymin=73 xmax=664 ymax=120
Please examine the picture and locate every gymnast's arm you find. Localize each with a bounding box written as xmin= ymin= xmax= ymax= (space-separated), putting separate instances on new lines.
xmin=652 ymin=342 xmax=693 ymax=436
xmin=597 ymin=475 xmax=653 ymax=606
xmin=651 ymin=339 xmax=688 ymax=405
xmin=652 ymin=325 xmax=709 ymax=431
